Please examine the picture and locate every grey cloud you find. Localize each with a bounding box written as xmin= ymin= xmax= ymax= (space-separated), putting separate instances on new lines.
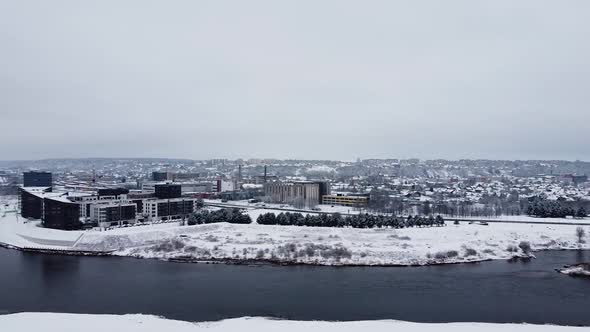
xmin=0 ymin=0 xmax=589 ymax=161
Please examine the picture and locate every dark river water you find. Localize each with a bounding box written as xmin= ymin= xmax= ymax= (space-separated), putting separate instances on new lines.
xmin=1 ymin=248 xmax=589 ymax=325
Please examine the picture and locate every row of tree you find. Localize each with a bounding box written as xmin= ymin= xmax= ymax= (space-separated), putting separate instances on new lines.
xmin=187 ymin=208 xmax=251 ymax=225
xmin=186 ymin=208 xmax=446 ymax=229
xmin=256 ymin=212 xmax=445 ymax=229
xmin=367 ymin=191 xmax=590 ymax=219
xmin=526 ymin=198 xmax=587 ymax=218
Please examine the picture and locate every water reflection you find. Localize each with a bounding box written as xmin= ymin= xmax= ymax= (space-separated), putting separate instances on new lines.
xmin=1 ymin=248 xmax=590 ymax=325
xmin=575 ymin=250 xmax=586 ymax=262
xmin=39 ymin=254 xmax=80 ymax=288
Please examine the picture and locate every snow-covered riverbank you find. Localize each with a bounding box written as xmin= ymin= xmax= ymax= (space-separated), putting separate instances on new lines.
xmin=73 ymin=221 xmax=589 ymax=266
xmin=0 ymin=313 xmax=588 ymax=331
xmin=2 ymin=200 xmax=589 ymax=266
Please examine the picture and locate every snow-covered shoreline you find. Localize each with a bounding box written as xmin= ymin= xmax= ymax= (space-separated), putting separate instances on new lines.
xmin=1 ymin=313 xmax=588 ymax=331
xmin=84 ymin=221 xmax=588 ymax=266
xmin=2 ymin=199 xmax=589 ymax=266
xmin=558 ymin=263 xmax=590 ymax=277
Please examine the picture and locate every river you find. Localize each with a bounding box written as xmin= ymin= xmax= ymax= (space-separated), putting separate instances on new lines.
xmin=0 ymin=248 xmax=589 ymax=325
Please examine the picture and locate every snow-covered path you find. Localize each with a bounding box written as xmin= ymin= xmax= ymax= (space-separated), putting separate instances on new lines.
xmin=1 ymin=313 xmax=588 ymax=332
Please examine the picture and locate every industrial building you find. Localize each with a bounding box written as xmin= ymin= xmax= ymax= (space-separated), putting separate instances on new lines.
xmin=322 ymin=194 xmax=369 ymax=207
xmin=264 ymin=181 xmax=330 ymax=208
xmin=152 ymin=171 xmax=172 ymax=181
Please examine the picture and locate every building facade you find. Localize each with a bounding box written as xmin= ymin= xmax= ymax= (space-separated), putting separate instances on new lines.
xmin=19 ymin=187 xmax=47 ymax=219
xmin=23 ymin=171 xmax=52 ymax=187
xmin=154 ymin=184 xmax=182 ymax=199
xmin=42 ymin=196 xmax=81 ymax=230
xmin=152 ymin=171 xmax=172 ymax=181
xmin=143 ymin=198 xmax=195 ymax=221
xmin=264 ymin=181 xmax=326 ymax=208
xmin=322 ymin=194 xmax=369 ymax=207
xmin=90 ymin=202 xmax=137 ymax=227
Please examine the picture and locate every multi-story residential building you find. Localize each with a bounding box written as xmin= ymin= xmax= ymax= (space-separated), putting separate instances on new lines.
xmin=19 ymin=187 xmax=49 ymax=219
xmin=89 ymin=201 xmax=137 ymax=227
xmin=42 ymin=195 xmax=81 ymax=230
xmin=143 ymin=198 xmax=195 ymax=221
xmin=20 ymin=187 xmax=82 ymax=230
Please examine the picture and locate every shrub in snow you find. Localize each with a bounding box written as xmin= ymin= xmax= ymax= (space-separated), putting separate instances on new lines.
xmin=388 ymin=234 xmax=411 ymax=241
xmin=319 ymin=245 xmax=352 ymax=261
xmin=463 ymin=247 xmax=478 ymax=257
xmin=576 ymin=227 xmax=586 ymax=244
xmin=577 ymin=207 xmax=587 ymax=219
xmin=434 ymin=250 xmax=458 ymax=260
xmin=276 ymin=243 xmax=298 ymax=258
xmin=482 ymin=249 xmax=495 ymax=255
xmin=183 ymin=247 xmax=210 ymax=256
xmin=204 ymin=235 xmax=219 ymax=242
xmin=447 ymin=250 xmax=459 ymax=258
xmin=518 ymin=241 xmax=532 ymax=255
xmin=152 ymin=238 xmax=185 ymax=252
xmin=287 ymin=243 xmax=297 ymax=252
xmin=304 ymin=245 xmax=316 ymax=257
xmin=506 ymin=245 xmax=519 ymax=253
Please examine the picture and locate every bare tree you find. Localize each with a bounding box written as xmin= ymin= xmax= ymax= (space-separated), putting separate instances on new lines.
xmin=576 ymin=227 xmax=586 ymax=245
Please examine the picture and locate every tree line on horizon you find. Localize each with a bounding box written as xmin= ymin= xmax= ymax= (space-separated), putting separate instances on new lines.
xmin=256 ymin=212 xmax=445 ymax=228
xmin=186 ymin=207 xmax=445 ymax=229
xmin=526 ymin=198 xmax=587 ymax=219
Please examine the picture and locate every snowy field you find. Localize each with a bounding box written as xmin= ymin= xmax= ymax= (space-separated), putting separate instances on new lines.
xmin=206 ymin=199 xmax=590 ymax=224
xmin=74 ymin=220 xmax=590 ymax=265
xmin=0 ymin=200 xmax=84 ymax=249
xmin=72 ymin=207 xmax=590 ymax=265
xmin=0 ymin=313 xmax=588 ymax=332
xmin=2 ymin=198 xmax=589 ymax=266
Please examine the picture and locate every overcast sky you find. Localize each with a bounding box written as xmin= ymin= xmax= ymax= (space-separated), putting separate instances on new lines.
xmin=1 ymin=1 xmax=589 ymax=161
